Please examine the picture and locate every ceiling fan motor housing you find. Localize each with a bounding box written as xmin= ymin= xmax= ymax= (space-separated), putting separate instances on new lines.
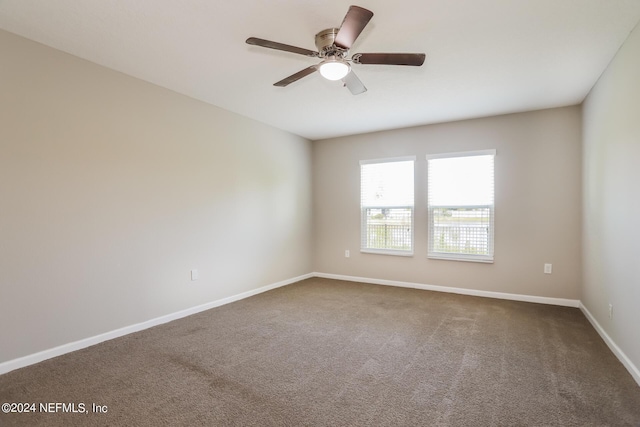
xmin=315 ymin=28 xmax=346 ymax=58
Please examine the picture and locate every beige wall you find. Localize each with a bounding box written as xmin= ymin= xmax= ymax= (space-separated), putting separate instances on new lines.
xmin=582 ymin=24 xmax=640 ymax=371
xmin=313 ymin=107 xmax=582 ymax=299
xmin=0 ymin=30 xmax=312 ymax=364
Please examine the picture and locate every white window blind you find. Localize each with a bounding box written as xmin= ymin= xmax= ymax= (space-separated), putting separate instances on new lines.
xmin=360 ymin=157 xmax=415 ymax=255
xmin=427 ymin=150 xmax=495 ymax=262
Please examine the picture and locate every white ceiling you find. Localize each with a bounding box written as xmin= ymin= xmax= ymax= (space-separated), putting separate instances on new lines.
xmin=1 ymin=1 xmax=640 ymax=140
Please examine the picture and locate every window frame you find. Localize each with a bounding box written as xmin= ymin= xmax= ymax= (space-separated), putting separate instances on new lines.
xmin=360 ymin=156 xmax=416 ymax=257
xmin=426 ymin=149 xmax=496 ymax=263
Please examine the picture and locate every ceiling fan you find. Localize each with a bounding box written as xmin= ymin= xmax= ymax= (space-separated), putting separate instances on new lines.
xmin=246 ymin=5 xmax=426 ymax=95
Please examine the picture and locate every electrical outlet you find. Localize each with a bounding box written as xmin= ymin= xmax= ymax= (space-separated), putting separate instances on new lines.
xmin=191 ymin=269 xmax=199 ymax=281
xmin=345 ymin=250 xmax=350 ymax=258
xmin=608 ymin=304 xmax=613 ymax=319
xmin=544 ymin=264 xmax=552 ymax=274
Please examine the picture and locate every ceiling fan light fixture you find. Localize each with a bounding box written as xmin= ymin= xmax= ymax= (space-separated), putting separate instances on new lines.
xmin=319 ymin=58 xmax=350 ymax=81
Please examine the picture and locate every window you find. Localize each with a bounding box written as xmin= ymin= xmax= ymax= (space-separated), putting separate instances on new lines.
xmin=360 ymin=157 xmax=415 ymax=255
xmin=427 ymin=150 xmax=495 ymax=262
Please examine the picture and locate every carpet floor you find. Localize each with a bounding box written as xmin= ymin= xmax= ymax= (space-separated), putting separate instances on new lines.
xmin=1 ymin=278 xmax=639 ymax=426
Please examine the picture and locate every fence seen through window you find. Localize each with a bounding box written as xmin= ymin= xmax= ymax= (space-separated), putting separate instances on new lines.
xmin=363 ymin=207 xmax=412 ymax=251
xmin=431 ymin=207 xmax=491 ymax=255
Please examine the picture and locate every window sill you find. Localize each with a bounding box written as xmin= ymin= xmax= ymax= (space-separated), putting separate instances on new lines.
xmin=361 ymin=249 xmax=414 ymax=257
xmin=428 ymin=253 xmax=494 ymax=263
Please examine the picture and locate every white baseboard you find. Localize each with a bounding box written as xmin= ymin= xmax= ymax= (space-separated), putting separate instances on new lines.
xmin=579 ymin=302 xmax=640 ymax=387
xmin=0 ymin=273 xmax=313 ymax=376
xmin=313 ymin=272 xmax=580 ymax=307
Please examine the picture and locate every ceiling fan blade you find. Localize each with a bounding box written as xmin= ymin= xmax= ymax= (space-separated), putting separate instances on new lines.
xmin=246 ymin=37 xmax=318 ymax=57
xmin=274 ymin=66 xmax=318 ymax=87
xmin=334 ymin=6 xmax=374 ymax=49
xmin=342 ymin=71 xmax=367 ymax=95
xmin=352 ymin=53 xmax=426 ymax=66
